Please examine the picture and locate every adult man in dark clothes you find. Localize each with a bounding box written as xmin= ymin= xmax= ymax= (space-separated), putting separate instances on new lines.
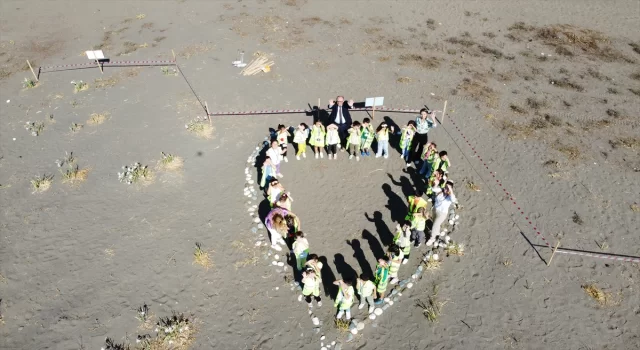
xmin=328 ymin=96 xmax=354 ymax=148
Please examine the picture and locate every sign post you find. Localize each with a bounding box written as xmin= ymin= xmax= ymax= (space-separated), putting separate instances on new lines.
xmin=85 ymin=50 xmax=106 ymax=74
xmin=365 ymin=96 xmax=384 ymax=120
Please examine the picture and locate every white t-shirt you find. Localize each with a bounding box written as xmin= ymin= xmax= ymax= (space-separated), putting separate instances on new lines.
xmin=432 ymin=186 xmax=456 ymax=213
xmin=266 ymin=147 xmax=281 ymax=165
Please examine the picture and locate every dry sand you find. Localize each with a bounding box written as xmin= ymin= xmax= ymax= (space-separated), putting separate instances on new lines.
xmin=1 ymin=1 xmax=639 ymax=349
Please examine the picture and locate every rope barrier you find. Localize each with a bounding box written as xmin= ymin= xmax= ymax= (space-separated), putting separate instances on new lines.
xmin=208 ymin=107 xmax=421 ymax=116
xmin=39 ymin=60 xmax=177 ymax=73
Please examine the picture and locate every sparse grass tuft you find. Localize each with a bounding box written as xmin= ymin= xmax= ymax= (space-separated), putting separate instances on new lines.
xmin=88 ymin=112 xmax=109 ymax=125
xmin=609 ymin=137 xmax=640 ymax=149
xmin=69 ymin=123 xmax=83 ymax=132
xmin=423 ymin=255 xmax=442 ymax=271
xmin=447 ymin=36 xmax=476 ymax=47
xmin=502 ymin=258 xmax=513 ymax=267
xmin=161 ymin=66 xmax=178 ymax=76
xmin=426 ymin=19 xmax=436 ymax=30
xmin=553 ymin=141 xmax=581 ymax=160
xmin=526 ymin=97 xmax=547 ymax=109
xmin=71 ymin=80 xmax=88 ymax=92
xmin=572 ymin=212 xmax=584 ymax=225
xmin=530 ymin=117 xmax=548 ymax=130
xmin=185 ymin=116 xmax=214 ymax=139
xmin=377 ymin=56 xmax=391 ymax=62
xmin=607 ymin=87 xmax=618 ymax=94
xmin=193 ymin=242 xmax=213 ymax=270
xmin=550 ymin=77 xmax=585 ymax=92
xmin=544 ymin=114 xmax=562 ymax=126
xmin=465 ymin=181 xmax=480 ymax=192
xmin=61 ymin=164 xmax=89 ymax=183
xmin=417 ymin=284 xmax=446 ymax=322
xmin=396 ymin=76 xmax=412 ymax=83
xmin=444 ymin=242 xmax=465 ymax=256
xmin=118 ymin=162 xmax=152 ymax=185
xmin=158 ymin=152 xmax=184 ymax=171
xmin=399 ymin=54 xmax=440 ymax=69
xmin=334 ymin=318 xmax=350 ymax=333
xmin=543 ymin=160 xmax=559 ymax=168
xmin=482 ymin=32 xmax=496 ymax=38
xmin=630 ymin=71 xmax=640 ymax=81
xmin=23 ymin=77 xmax=37 ymax=89
xmin=24 ymin=121 xmax=45 ymax=136
xmin=510 ymin=104 xmax=526 ymax=114
xmin=582 ymin=284 xmax=618 ymax=306
xmin=629 ymin=88 xmax=640 ymax=97
xmin=31 ymin=174 xmax=54 ymax=193
xmin=458 ymin=78 xmax=498 ymax=108
xmin=631 ymin=203 xmax=640 ymax=212
xmin=103 ymin=338 xmax=129 ymax=350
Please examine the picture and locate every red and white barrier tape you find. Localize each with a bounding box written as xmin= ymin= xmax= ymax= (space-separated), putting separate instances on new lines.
xmin=209 ymin=107 xmax=421 ymax=116
xmin=555 ymin=249 xmax=640 ymax=263
xmin=40 ymin=60 xmax=177 ymax=71
xmin=448 ymin=117 xmax=553 ymax=248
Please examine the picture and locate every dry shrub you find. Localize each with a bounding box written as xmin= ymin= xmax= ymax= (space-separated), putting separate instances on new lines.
xmin=87 ymin=112 xmax=109 ymax=125
xmin=498 ymin=120 xmax=534 ymax=140
xmin=554 ymin=46 xmax=574 ymax=56
xmin=543 ymin=160 xmax=559 ymax=168
xmin=630 ymin=42 xmax=640 ymax=55
xmin=510 ymin=104 xmax=526 ymax=114
xmin=179 ymin=43 xmax=216 ymax=59
xmin=630 ymin=71 xmax=640 ymax=81
xmin=631 ymin=203 xmax=640 ymax=212
xmin=629 ymin=88 xmax=640 ymax=96
xmin=482 ymin=32 xmax=496 ymax=38
xmin=118 ymin=41 xmax=139 ymax=55
xmin=509 ymin=22 xmax=536 ymax=32
xmin=582 ymin=119 xmax=611 ymax=131
xmin=185 ymin=116 xmax=214 ymax=139
xmin=399 ymin=54 xmax=440 ymax=69
xmin=378 ymin=56 xmax=391 ymax=62
xmin=582 ymin=284 xmax=618 ymax=306
xmin=530 ymin=117 xmax=548 ymax=129
xmin=447 ymin=36 xmax=476 ymax=47
xmin=544 ymin=114 xmax=562 ymax=126
xmin=526 ymin=97 xmax=547 ymax=109
xmin=61 ymin=165 xmax=90 ymax=184
xmin=193 ymin=243 xmax=213 ymax=270
xmin=93 ymin=68 xmax=140 ymax=89
xmin=301 ymin=17 xmax=323 ymax=26
xmin=458 ymin=78 xmax=498 ymax=108
xmin=158 ymin=152 xmax=184 ymax=171
xmin=31 ymin=174 xmax=53 ymax=193
xmin=536 ymin=24 xmax=626 ymax=62
xmin=426 ymin=19 xmax=436 ymax=30
xmin=587 ymin=68 xmax=610 ymax=81
xmin=478 ymin=45 xmax=503 ymax=58
xmin=397 ymin=76 xmax=412 ymax=83
xmin=550 ymin=77 xmax=585 ymax=92
xmin=553 ymin=142 xmax=581 ymax=160
xmin=334 ymin=319 xmax=350 ymax=334
xmin=609 ymin=137 xmax=640 ymax=149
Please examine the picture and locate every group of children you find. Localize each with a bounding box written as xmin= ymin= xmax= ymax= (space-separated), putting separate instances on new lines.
xmin=260 ymin=116 xmax=458 ymax=321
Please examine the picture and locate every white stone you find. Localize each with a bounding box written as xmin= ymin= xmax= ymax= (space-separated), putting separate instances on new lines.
xmin=448 ymin=220 xmax=454 ymax=225
xmin=272 ymin=261 xmax=278 ymax=265
xmin=383 ymin=297 xmax=390 ymax=302
xmin=331 ymin=341 xmax=336 ymax=345
xmin=398 ymin=292 xmax=402 ymax=296
xmin=320 ymin=336 xmax=326 ymax=341
xmin=356 ymin=322 xmax=365 ymax=331
xmin=350 ymin=329 xmax=358 ymax=335
xmin=248 ymin=180 xmax=254 ymax=184
xmin=253 ymin=218 xmax=261 ymax=223
xmin=274 ymin=254 xmax=280 ymax=260
xmin=388 ymin=300 xmax=394 ymax=306
xmin=275 ymin=287 xmax=279 ymax=290
xmin=455 ymin=215 xmax=460 ymax=220
xmin=374 ymin=308 xmax=383 ymax=316
xmin=411 ymin=274 xmax=417 ymax=279
xmin=298 ymin=295 xmax=303 ymax=302
xmin=432 ymin=254 xmax=439 ymax=260
xmin=277 ymin=262 xmax=284 ymax=267
xmin=369 ymin=314 xmax=376 ymax=320
xmin=407 ymin=282 xmax=413 ymax=289
xmin=312 ymin=317 xmax=320 ymax=325
xmin=255 ymin=241 xmax=261 ymax=246
xmin=445 ymin=236 xmax=451 ymax=242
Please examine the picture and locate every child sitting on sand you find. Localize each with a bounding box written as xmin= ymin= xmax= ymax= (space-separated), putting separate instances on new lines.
xmin=276 ymin=124 xmax=291 ymax=163
xmin=325 ymin=124 xmax=340 ymax=160
xmin=375 ymin=123 xmax=391 ymax=158
xmin=347 ymin=121 xmax=362 ymax=161
xmin=333 ymin=279 xmax=355 ymax=320
xmin=293 ymin=123 xmax=309 ymax=160
xmin=309 ymin=121 xmax=326 ymax=159
xmin=356 ymin=274 xmax=376 ymax=314
xmin=360 ymin=118 xmax=375 ymax=157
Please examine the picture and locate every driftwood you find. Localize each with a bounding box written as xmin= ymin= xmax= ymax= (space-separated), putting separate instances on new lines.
xmin=240 ymin=53 xmax=274 ymax=76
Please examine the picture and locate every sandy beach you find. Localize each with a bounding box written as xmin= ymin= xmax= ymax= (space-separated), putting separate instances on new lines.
xmin=1 ymin=1 xmax=639 ymax=349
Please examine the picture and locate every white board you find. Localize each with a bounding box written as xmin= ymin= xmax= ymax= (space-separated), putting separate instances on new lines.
xmin=85 ymin=50 xmax=105 ymax=60
xmin=365 ymin=97 xmax=384 ymax=107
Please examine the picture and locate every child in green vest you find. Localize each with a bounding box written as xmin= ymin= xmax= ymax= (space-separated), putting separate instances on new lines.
xmin=430 ymin=151 xmax=451 ymax=177
xmin=360 ymin=118 xmax=375 ymax=157
xmin=410 ymin=207 xmax=428 ymax=248
xmin=373 ymin=258 xmax=390 ymax=304
xmin=347 ymin=121 xmax=362 ymax=161
xmin=419 ymin=142 xmax=438 ymax=178
xmin=388 ymin=244 xmax=404 ymax=285
xmin=405 ymin=189 xmax=428 ymax=221
xmin=292 ymin=231 xmax=309 ymax=272
xmin=302 ymin=254 xmax=323 ymax=307
xmin=293 ymin=123 xmax=309 ymax=160
xmin=394 ymin=222 xmax=412 ymax=264
xmin=333 ymin=279 xmax=355 ymax=320
xmin=399 ymin=120 xmax=417 ymax=166
xmin=309 ymin=121 xmax=326 ymax=159
xmin=356 ymin=274 xmax=377 ymax=314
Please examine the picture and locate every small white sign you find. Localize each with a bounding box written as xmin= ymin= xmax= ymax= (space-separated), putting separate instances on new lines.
xmin=365 ymin=96 xmax=384 ymax=107
xmin=85 ymin=50 xmax=105 ymax=60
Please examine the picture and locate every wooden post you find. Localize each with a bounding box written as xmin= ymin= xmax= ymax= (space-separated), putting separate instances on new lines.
xmin=205 ymin=101 xmax=211 ymax=125
xmin=26 ymin=60 xmax=38 ymax=82
xmin=96 ymin=59 xmax=103 ymax=74
xmin=441 ymin=100 xmax=448 ymax=125
xmin=547 ymin=241 xmax=560 ymax=266
xmin=172 ymin=49 xmax=176 ymax=62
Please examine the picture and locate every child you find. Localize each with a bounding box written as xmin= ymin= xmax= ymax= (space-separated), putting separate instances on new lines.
xmin=356 ymin=274 xmax=376 ymax=314
xmin=292 ymin=231 xmax=309 ymax=272
xmin=426 ymin=169 xmax=446 ymax=200
xmin=267 ymin=179 xmax=285 ymax=206
xmin=399 ymin=121 xmax=417 ymax=166
xmin=360 ymin=118 xmax=375 ymax=157
xmin=309 ymin=121 xmax=326 ymax=159
xmin=419 ymin=142 xmax=438 ymax=178
xmin=405 ymin=189 xmax=428 ymax=221
xmin=293 ymin=123 xmax=309 ymax=160
xmin=265 ymin=208 xmax=289 ymax=251
xmin=394 ymin=222 xmax=412 ymax=264
xmin=301 ymin=268 xmax=321 ymax=308
xmin=410 ymin=207 xmax=428 ymax=248
xmin=303 ymin=254 xmax=324 ymax=307
xmin=274 ymin=192 xmax=293 ymax=211
xmin=284 ymin=212 xmax=301 ymax=245
xmin=276 ymin=124 xmax=291 ymax=163
xmin=347 ymin=121 xmax=362 ymax=161
xmin=325 ymin=124 xmax=340 ymax=160
xmin=333 ymin=279 xmax=355 ymax=320
xmin=259 ymin=157 xmax=276 ymax=189
xmin=373 ymin=258 xmax=390 ymax=304
xmin=388 ymin=244 xmax=404 ymax=285
xmin=375 ymin=123 xmax=390 ymax=158
xmin=266 ymin=140 xmax=284 ymax=178
xmin=431 ymin=151 xmax=451 ymax=176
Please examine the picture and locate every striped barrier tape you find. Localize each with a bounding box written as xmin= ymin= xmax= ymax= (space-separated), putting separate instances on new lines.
xmin=555 ymin=249 xmax=640 ymax=263
xmin=208 ymin=107 xmax=421 ymax=116
xmin=40 ymin=60 xmax=177 ymax=72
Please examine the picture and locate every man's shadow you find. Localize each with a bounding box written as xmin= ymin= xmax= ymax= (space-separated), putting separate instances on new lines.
xmin=306 ymin=104 xmax=330 ymax=126
xmin=382 ymin=183 xmax=407 ymax=223
xmin=318 ymin=256 xmax=338 ymax=299
xmin=362 ymin=229 xmax=385 ymax=260
xmin=347 ymin=239 xmax=373 ymax=278
xmin=402 ymin=166 xmax=427 ymax=192
xmin=364 ymin=211 xmax=394 ymax=246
